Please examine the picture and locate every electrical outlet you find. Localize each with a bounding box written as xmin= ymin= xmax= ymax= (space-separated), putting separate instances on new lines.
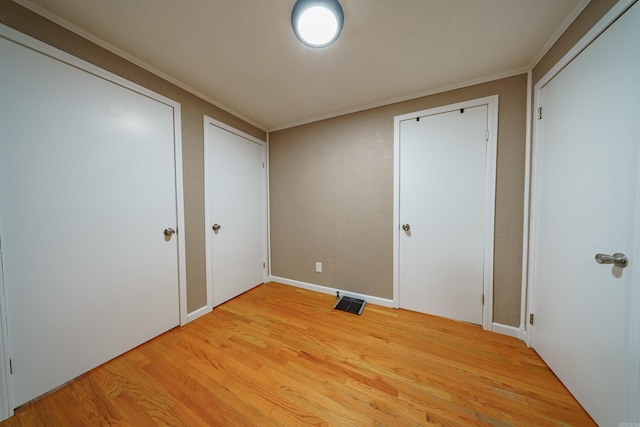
xmin=315 ymin=262 xmax=322 ymax=273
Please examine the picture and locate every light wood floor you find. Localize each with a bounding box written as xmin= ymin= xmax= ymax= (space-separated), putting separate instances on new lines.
xmin=1 ymin=282 xmax=594 ymax=426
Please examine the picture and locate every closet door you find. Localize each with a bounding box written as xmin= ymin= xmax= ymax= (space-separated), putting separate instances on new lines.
xmin=0 ymin=35 xmax=181 ymax=406
xmin=529 ymin=3 xmax=640 ymax=424
xmin=204 ymin=119 xmax=266 ymax=308
xmin=396 ymin=96 xmax=497 ymax=329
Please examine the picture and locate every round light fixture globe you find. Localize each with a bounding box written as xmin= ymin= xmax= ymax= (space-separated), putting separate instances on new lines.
xmin=291 ymin=0 xmax=344 ymax=48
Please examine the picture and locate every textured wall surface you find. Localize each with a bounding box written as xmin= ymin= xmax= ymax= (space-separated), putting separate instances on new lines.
xmin=270 ymin=74 xmax=528 ymax=326
xmin=0 ymin=0 xmax=266 ymax=313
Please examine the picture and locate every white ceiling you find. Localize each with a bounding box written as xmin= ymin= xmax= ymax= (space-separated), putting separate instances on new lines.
xmin=16 ymin=0 xmax=588 ymax=131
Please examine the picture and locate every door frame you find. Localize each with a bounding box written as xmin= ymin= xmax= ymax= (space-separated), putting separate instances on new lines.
xmin=203 ymin=116 xmax=268 ymax=315
xmin=393 ymin=95 xmax=498 ymax=331
xmin=526 ymin=0 xmax=639 ymax=420
xmin=0 ymin=23 xmax=188 ymax=420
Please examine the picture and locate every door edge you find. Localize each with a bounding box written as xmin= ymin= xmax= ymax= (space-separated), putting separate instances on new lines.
xmin=0 ymin=243 xmax=13 ymax=421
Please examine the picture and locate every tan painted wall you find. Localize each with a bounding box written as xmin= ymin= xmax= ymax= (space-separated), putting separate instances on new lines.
xmin=0 ymin=0 xmax=266 ymax=313
xmin=270 ymin=74 xmax=527 ymax=326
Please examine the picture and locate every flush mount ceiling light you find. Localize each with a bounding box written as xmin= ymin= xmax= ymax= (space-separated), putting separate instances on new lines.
xmin=291 ymin=0 xmax=344 ymax=48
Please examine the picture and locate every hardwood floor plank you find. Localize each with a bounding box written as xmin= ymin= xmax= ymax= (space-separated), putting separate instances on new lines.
xmin=0 ymin=282 xmax=595 ymax=426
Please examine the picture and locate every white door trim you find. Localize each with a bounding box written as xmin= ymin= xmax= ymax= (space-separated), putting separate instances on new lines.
xmin=266 ymin=133 xmax=272 ymax=278
xmin=203 ymin=116 xmax=268 ymax=314
xmin=519 ymin=70 xmax=533 ymax=342
xmin=527 ymin=0 xmax=639 ymax=421
xmin=393 ymin=95 xmax=498 ymax=331
xmin=0 ymin=23 xmax=187 ymax=421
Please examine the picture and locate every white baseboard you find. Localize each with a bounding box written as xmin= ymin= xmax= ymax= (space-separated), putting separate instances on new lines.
xmin=492 ymin=322 xmax=526 ymax=340
xmin=268 ymin=276 xmax=394 ymax=308
xmin=268 ymin=277 xmax=527 ymax=341
xmin=186 ymin=305 xmax=211 ymax=323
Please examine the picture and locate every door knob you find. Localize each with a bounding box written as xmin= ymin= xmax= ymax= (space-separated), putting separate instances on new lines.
xmin=402 ymin=224 xmax=410 ymax=232
xmin=595 ymin=252 xmax=628 ymax=268
xmin=212 ymin=224 xmax=221 ymax=232
xmin=164 ymin=228 xmax=176 ymax=238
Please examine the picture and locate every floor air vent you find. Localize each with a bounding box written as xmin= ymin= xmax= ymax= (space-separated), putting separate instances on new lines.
xmin=333 ymin=296 xmax=366 ymax=315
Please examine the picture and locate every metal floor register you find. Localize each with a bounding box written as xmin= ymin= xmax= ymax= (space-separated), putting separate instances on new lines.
xmin=333 ymin=296 xmax=366 ymax=315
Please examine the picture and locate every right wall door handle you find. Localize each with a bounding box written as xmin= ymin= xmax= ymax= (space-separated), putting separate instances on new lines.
xmin=595 ymin=252 xmax=628 ymax=268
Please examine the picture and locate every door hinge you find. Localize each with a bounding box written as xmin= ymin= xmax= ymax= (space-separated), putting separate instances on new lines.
xmin=482 ymin=294 xmax=485 ymax=305
xmin=9 ymin=358 xmax=12 ymax=375
xmin=263 ymin=262 xmax=266 ymax=269
xmin=262 ymin=161 xmax=265 ymax=168
xmin=529 ymin=313 xmax=534 ymax=325
xmin=485 ymin=130 xmax=489 ymax=141
xmin=537 ymin=107 xmax=542 ymax=120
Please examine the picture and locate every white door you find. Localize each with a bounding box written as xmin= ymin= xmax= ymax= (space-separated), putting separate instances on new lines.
xmin=530 ymin=2 xmax=640 ymax=425
xmin=204 ymin=119 xmax=266 ymax=307
xmin=0 ymin=36 xmax=182 ymax=406
xmin=397 ymin=99 xmax=496 ymax=326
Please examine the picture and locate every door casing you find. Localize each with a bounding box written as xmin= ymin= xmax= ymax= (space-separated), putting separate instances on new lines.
xmin=393 ymin=95 xmax=498 ymax=331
